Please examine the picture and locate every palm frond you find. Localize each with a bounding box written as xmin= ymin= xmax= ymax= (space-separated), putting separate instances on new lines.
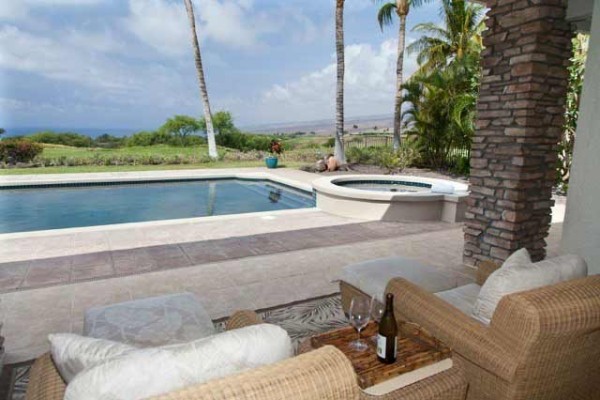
xmin=377 ymin=3 xmax=397 ymax=30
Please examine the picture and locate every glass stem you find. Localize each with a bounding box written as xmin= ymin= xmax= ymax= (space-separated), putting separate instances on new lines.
xmin=357 ymin=328 xmax=361 ymax=342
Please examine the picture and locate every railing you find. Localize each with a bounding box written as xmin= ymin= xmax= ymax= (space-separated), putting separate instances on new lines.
xmin=344 ymin=136 xmax=393 ymax=149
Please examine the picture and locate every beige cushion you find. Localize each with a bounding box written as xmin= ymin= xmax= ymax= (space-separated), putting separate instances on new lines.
xmin=49 ymin=334 xmax=135 ymax=382
xmin=435 ymin=283 xmax=481 ymax=318
xmin=63 ymin=324 xmax=293 ymax=400
xmin=340 ymin=257 xmax=460 ymax=302
xmin=472 ymin=252 xmax=588 ymax=324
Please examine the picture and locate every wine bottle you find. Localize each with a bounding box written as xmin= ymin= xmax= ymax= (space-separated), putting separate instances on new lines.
xmin=377 ymin=293 xmax=398 ymax=364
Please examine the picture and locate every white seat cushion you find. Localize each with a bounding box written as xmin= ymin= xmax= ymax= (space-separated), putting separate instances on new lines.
xmin=340 ymin=257 xmax=461 ymax=302
xmin=62 ymin=323 xmax=293 ymax=400
xmin=472 ymin=253 xmax=588 ymax=324
xmin=50 ymin=334 xmax=135 ymax=382
xmin=435 ymin=283 xmax=482 ymax=318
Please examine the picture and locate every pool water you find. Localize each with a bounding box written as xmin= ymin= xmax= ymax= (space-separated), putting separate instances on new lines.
xmin=335 ymin=180 xmax=431 ymax=193
xmin=0 ymin=179 xmax=315 ymax=233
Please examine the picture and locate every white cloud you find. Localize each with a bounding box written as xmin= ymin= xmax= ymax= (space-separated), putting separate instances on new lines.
xmin=0 ymin=26 xmax=135 ymax=91
xmin=255 ymin=39 xmax=418 ymax=123
xmin=0 ymin=0 xmax=102 ymax=20
xmin=125 ymin=0 xmax=264 ymax=57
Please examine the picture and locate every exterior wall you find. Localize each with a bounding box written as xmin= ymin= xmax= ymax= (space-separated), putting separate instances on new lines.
xmin=561 ymin=0 xmax=600 ymax=275
xmin=464 ymin=0 xmax=573 ymax=266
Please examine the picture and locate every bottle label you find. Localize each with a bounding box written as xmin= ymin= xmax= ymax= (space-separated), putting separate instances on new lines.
xmin=377 ymin=334 xmax=397 ymax=359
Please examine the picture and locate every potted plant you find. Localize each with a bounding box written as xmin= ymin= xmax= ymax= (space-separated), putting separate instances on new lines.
xmin=265 ymin=139 xmax=282 ymax=169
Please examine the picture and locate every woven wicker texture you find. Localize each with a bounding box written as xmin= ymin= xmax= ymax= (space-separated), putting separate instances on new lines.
xmin=25 ymin=353 xmax=66 ymax=400
xmin=359 ymin=367 xmax=467 ymax=400
xmin=225 ymin=309 xmax=263 ymax=330
xmin=340 ymin=280 xmax=377 ymax=314
xmin=388 ymin=274 xmax=600 ymax=400
xmin=476 ymin=260 xmax=500 ymax=286
xmin=151 ymin=345 xmax=360 ymax=400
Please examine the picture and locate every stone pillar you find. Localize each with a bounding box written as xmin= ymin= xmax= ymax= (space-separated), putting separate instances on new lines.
xmin=464 ymin=0 xmax=572 ymax=266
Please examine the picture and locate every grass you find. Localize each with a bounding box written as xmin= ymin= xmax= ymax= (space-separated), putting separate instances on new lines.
xmin=0 ymin=161 xmax=307 ymax=175
xmin=0 ymin=144 xmax=313 ymax=175
xmin=41 ymin=144 xmax=208 ymax=158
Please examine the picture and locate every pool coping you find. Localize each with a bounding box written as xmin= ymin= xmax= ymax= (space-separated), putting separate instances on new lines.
xmin=312 ymin=175 xmax=469 ymax=202
xmin=0 ymin=169 xmax=317 ymax=239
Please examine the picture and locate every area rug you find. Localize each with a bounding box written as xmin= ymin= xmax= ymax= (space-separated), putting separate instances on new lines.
xmin=2 ymin=294 xmax=347 ymax=400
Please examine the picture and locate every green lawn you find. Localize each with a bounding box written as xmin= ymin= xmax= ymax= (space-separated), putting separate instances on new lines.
xmin=0 ymin=161 xmax=306 ymax=175
xmin=41 ymin=144 xmax=208 ymax=158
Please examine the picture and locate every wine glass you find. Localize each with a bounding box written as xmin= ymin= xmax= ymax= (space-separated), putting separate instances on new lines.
xmin=348 ymin=296 xmax=371 ymax=351
xmin=370 ymin=296 xmax=385 ymax=343
xmin=371 ymin=296 xmax=385 ymax=323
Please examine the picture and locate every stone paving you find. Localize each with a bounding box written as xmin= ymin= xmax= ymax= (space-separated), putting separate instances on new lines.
xmin=0 ymin=169 xmax=566 ymax=364
xmin=0 ymin=221 xmax=456 ymax=293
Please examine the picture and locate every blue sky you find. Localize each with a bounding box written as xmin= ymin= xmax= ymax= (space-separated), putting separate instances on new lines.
xmin=0 ymin=0 xmax=443 ymax=132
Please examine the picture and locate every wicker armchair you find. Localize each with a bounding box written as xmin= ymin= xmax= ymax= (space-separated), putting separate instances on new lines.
xmin=386 ymin=264 xmax=600 ymax=400
xmin=25 ymin=309 xmax=468 ymax=400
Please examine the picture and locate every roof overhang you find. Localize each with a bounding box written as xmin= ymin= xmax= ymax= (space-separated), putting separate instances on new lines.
xmin=567 ymin=0 xmax=593 ymax=31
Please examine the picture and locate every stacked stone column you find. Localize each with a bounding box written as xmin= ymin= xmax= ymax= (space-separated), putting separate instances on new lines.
xmin=464 ymin=0 xmax=572 ymax=265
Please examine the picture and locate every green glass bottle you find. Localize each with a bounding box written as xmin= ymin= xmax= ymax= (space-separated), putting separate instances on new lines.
xmin=377 ymin=293 xmax=398 ymax=364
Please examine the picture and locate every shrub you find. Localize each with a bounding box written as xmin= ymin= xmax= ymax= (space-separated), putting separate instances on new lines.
xmin=29 ymin=131 xmax=93 ymax=147
xmin=449 ymin=155 xmax=470 ymax=175
xmin=346 ymin=146 xmax=379 ymax=164
xmin=93 ymin=134 xmax=126 ymax=148
xmin=376 ymin=143 xmax=419 ymax=174
xmin=0 ymin=139 xmax=44 ymax=163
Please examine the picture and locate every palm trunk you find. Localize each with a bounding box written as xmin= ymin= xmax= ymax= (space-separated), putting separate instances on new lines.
xmin=392 ymin=13 xmax=408 ymax=151
xmin=334 ymin=0 xmax=346 ymax=164
xmin=184 ymin=0 xmax=218 ymax=159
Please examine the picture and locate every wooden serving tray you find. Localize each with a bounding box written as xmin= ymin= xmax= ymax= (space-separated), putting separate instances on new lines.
xmin=310 ymin=321 xmax=451 ymax=389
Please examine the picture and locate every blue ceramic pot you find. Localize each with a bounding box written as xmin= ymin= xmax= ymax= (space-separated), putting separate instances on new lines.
xmin=265 ymin=156 xmax=278 ymax=169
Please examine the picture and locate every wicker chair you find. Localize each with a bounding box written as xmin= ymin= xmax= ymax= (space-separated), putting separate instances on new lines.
xmin=25 ymin=310 xmax=467 ymax=400
xmin=384 ymin=264 xmax=600 ymax=400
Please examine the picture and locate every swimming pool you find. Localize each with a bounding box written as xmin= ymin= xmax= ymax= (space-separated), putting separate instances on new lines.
xmin=0 ymin=178 xmax=315 ymax=233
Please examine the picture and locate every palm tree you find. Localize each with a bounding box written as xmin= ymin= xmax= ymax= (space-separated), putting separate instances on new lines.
xmin=334 ymin=0 xmax=346 ymax=164
xmin=377 ymin=0 xmax=432 ymax=150
xmin=407 ymin=0 xmax=485 ymax=74
xmin=183 ymin=0 xmax=218 ymax=159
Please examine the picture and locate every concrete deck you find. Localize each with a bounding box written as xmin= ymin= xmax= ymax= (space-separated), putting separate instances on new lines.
xmin=0 ymin=168 xmax=566 ymax=363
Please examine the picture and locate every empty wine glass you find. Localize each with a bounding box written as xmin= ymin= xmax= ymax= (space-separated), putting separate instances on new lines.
xmin=349 ymin=296 xmax=371 ymax=351
xmin=371 ymin=297 xmax=385 ymax=323
xmin=370 ymin=297 xmax=385 ymax=343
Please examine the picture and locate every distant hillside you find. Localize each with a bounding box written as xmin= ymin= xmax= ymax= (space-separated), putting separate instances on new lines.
xmin=242 ymin=114 xmax=394 ymax=136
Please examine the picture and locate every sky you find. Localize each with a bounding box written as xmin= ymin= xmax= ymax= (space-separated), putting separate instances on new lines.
xmin=0 ymin=0 xmax=443 ymax=133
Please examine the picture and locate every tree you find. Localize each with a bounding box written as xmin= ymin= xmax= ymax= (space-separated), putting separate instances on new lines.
xmin=334 ymin=0 xmax=347 ymax=164
xmin=377 ymin=0 xmax=433 ymax=150
xmin=199 ymin=111 xmax=236 ymax=135
xmin=184 ymin=0 xmax=218 ymax=159
xmin=402 ymin=66 xmax=477 ymax=169
xmin=159 ymin=115 xmax=202 ymax=145
xmin=407 ymin=0 xmax=485 ymax=74
xmin=558 ymin=33 xmax=588 ymax=192
xmin=0 ymin=128 xmax=5 ymax=137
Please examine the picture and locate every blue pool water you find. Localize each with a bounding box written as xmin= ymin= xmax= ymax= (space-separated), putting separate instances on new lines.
xmin=0 ymin=179 xmax=315 ymax=233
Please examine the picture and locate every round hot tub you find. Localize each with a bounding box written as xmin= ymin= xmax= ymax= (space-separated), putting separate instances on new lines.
xmin=312 ymin=175 xmax=469 ymax=222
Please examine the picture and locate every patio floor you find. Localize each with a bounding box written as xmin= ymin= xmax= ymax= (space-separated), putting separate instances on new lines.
xmin=0 ymin=169 xmax=565 ymax=364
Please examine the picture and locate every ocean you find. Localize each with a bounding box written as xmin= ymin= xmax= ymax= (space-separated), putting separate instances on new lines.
xmin=2 ymin=127 xmax=141 ymax=138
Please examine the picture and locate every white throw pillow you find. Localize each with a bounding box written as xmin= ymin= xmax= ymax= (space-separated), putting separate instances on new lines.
xmin=49 ymin=334 xmax=135 ymax=382
xmin=64 ymin=323 xmax=293 ymax=400
xmin=472 ymin=253 xmax=587 ymax=324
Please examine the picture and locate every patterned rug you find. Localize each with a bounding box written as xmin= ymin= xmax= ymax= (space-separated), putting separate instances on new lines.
xmin=2 ymin=294 xmax=347 ymax=400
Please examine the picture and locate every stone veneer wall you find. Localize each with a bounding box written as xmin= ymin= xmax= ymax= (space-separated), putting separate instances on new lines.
xmin=464 ymin=0 xmax=572 ymax=266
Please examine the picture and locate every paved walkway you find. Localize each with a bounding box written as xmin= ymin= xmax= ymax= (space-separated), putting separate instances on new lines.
xmin=0 ymin=169 xmax=566 ymax=364
xmin=0 ymin=220 xmax=455 ymax=292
